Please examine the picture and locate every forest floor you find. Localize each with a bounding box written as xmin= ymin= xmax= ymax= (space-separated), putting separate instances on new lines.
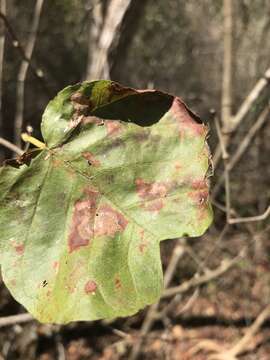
xmin=1 ymin=227 xmax=270 ymax=360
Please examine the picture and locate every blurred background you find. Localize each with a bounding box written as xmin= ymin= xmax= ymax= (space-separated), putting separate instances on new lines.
xmin=0 ymin=0 xmax=270 ymax=359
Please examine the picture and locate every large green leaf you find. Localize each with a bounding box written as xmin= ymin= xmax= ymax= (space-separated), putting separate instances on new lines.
xmin=0 ymin=80 xmax=213 ymax=323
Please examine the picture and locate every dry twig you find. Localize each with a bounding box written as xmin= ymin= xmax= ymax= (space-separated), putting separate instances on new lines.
xmin=162 ymin=251 xmax=244 ymax=299
xmin=228 ymin=205 xmax=270 ymax=224
xmin=221 ymin=0 xmax=233 ymax=136
xmin=213 ymin=106 xmax=270 ymax=197
xmin=0 ymin=137 xmax=23 ymax=155
xmin=14 ymin=0 xmax=44 ymax=146
xmin=0 ymin=10 xmax=45 ymax=84
xmin=214 ymin=115 xmax=270 ymax=225
xmin=218 ymin=303 xmax=270 ymax=359
xmin=213 ymin=66 xmax=270 ymax=166
xmin=192 ymin=303 xmax=270 ymax=360
xmin=130 ymin=240 xmax=185 ymax=360
xmin=0 ymin=313 xmax=33 ymax=328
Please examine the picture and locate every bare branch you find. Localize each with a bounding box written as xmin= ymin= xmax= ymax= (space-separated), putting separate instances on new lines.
xmin=224 ymin=303 xmax=270 ymax=359
xmin=214 ymin=107 xmax=270 ymax=225
xmin=213 ymin=66 xmax=270 ymax=167
xmin=232 ymin=67 xmax=270 ymax=130
xmin=130 ymin=240 xmax=185 ymax=360
xmin=202 ymin=303 xmax=270 ymax=360
xmin=214 ymin=116 xmax=231 ymax=223
xmin=0 ymin=10 xmax=45 ymax=83
xmin=228 ymin=205 xmax=270 ymax=224
xmin=221 ymin=0 xmax=233 ymax=135
xmin=0 ymin=313 xmax=33 ymax=328
xmin=14 ymin=0 xmax=44 ymax=147
xmin=0 ymin=137 xmax=23 ymax=155
xmin=162 ymin=252 xmax=244 ymax=299
xmin=213 ymin=106 xmax=270 ymax=197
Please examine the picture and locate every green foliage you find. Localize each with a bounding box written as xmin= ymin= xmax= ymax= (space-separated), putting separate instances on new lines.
xmin=0 ymin=81 xmax=213 ymax=323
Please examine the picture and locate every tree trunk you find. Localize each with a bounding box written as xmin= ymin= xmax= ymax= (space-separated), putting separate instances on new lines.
xmin=85 ymin=0 xmax=147 ymax=81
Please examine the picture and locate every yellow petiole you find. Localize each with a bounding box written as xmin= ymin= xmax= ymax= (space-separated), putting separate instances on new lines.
xmin=21 ymin=133 xmax=46 ymax=149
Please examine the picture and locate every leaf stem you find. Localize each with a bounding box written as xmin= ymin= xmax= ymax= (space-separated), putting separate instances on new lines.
xmin=21 ymin=133 xmax=46 ymax=149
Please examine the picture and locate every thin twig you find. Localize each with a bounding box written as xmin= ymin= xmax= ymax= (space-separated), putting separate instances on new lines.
xmin=232 ymin=67 xmax=270 ymax=130
xmin=0 ymin=313 xmax=33 ymax=328
xmin=0 ymin=11 xmax=45 ymax=84
xmin=130 ymin=240 xmax=185 ymax=360
xmin=228 ymin=205 xmax=270 ymax=224
xmin=213 ymin=66 xmax=270 ymax=166
xmin=176 ymin=288 xmax=199 ymax=316
xmin=212 ymin=106 xmax=270 ymax=197
xmin=214 ymin=116 xmax=231 ymax=223
xmin=162 ymin=251 xmax=244 ymax=299
xmin=221 ymin=0 xmax=233 ymax=135
xmin=207 ymin=303 xmax=270 ymax=360
xmin=14 ymin=0 xmax=44 ymax=147
xmin=214 ymin=110 xmax=270 ymax=224
xmin=0 ymin=137 xmax=23 ymax=155
xmin=226 ymin=303 xmax=270 ymax=358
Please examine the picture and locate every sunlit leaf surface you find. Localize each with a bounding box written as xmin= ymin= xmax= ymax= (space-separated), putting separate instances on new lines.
xmin=0 ymin=80 xmax=213 ymax=323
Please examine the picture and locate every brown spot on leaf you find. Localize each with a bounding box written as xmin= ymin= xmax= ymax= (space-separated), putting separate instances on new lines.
xmin=15 ymin=243 xmax=24 ymax=255
xmin=65 ymin=261 xmax=86 ymax=293
xmin=115 ymin=277 xmax=122 ymax=290
xmin=171 ymin=98 xmax=206 ymax=137
xmin=82 ymin=116 xmax=104 ymax=126
xmin=139 ymin=241 xmax=148 ymax=254
xmin=188 ymin=189 xmax=209 ymax=207
xmin=70 ymin=92 xmax=91 ymax=115
xmin=95 ymin=205 xmax=128 ymax=237
xmin=68 ymin=189 xmax=99 ymax=252
xmin=52 ymin=157 xmax=62 ymax=168
xmin=12 ymin=241 xmax=24 ymax=255
xmin=135 ymin=178 xmax=168 ymax=200
xmin=135 ymin=178 xmax=171 ymax=213
xmin=68 ymin=93 xmax=92 ymax=132
xmin=144 ymin=199 xmax=164 ymax=212
xmin=138 ymin=230 xmax=149 ymax=254
xmin=175 ymin=162 xmax=182 ymax=171
xmin=191 ymin=178 xmax=208 ymax=190
xmin=189 ymin=178 xmax=209 ymax=208
xmin=109 ymin=82 xmax=136 ymax=99
xmin=188 ymin=186 xmax=210 ymax=222
xmin=84 ymin=280 xmax=97 ymax=294
xmin=65 ymin=115 xmax=84 ymax=132
xmin=82 ymin=152 xmax=101 ymax=167
xmin=74 ymin=104 xmax=89 ymax=115
xmin=53 ymin=261 xmax=59 ymax=272
xmin=105 ymin=120 xmax=122 ymax=136
xmin=70 ymin=92 xmax=89 ymax=105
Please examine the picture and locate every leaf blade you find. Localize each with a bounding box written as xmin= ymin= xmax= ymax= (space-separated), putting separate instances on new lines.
xmin=0 ymin=81 xmax=213 ymax=323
